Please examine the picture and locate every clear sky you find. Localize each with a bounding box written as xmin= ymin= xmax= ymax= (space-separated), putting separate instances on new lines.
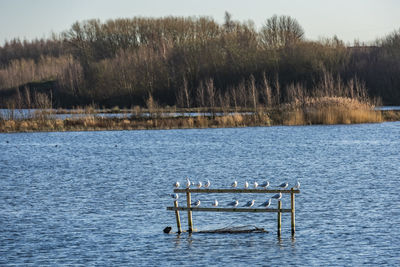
xmin=0 ymin=0 xmax=399 ymax=45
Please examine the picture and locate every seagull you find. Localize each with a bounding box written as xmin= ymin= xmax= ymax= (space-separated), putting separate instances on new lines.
xmin=231 ymin=181 xmax=238 ymax=188
xmin=253 ymin=182 xmax=258 ymax=188
xmin=196 ymin=181 xmax=202 ymax=188
xmin=244 ymin=181 xmax=249 ymax=188
xmin=279 ymin=182 xmax=288 ymax=189
xmin=174 ymin=181 xmax=180 ymax=188
xmin=272 ymin=192 xmax=282 ymax=200
xmin=186 ymin=177 xmax=191 ymax=188
xmin=244 ymin=199 xmax=255 ymax=207
xmin=259 ymin=198 xmax=272 ymax=208
xmin=192 ymin=200 xmax=201 ymax=207
xmin=171 ymin=194 xmax=179 ymax=200
xmin=228 ymin=200 xmax=239 ymax=207
xmin=212 ymin=200 xmax=218 ymax=207
xmin=204 ymin=180 xmax=211 ymax=188
xmin=293 ymin=180 xmax=300 ymax=190
xmin=259 ymin=181 xmax=270 ymax=188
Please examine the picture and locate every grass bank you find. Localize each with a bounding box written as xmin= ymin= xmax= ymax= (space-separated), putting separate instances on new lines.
xmin=1 ymin=97 xmax=398 ymax=133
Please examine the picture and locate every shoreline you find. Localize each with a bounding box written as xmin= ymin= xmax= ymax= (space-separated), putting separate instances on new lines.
xmin=1 ymin=109 xmax=399 ymax=133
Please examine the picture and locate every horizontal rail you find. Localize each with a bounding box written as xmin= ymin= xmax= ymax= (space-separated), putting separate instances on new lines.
xmin=173 ymin=188 xmax=300 ymax=194
xmin=167 ymin=207 xmax=292 ymax=213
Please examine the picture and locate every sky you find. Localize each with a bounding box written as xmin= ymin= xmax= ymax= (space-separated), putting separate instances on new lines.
xmin=0 ymin=0 xmax=399 ymax=45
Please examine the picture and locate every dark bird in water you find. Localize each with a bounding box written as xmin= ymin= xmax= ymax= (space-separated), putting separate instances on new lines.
xmin=163 ymin=226 xmax=172 ymax=233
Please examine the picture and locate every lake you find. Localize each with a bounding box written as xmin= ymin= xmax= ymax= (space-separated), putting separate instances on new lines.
xmin=1 ymin=123 xmax=400 ymax=266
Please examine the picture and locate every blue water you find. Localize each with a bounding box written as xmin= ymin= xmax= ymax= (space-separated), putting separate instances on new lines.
xmin=1 ymin=123 xmax=400 ymax=266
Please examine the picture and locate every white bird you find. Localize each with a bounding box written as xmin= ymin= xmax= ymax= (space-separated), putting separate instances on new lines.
xmin=196 ymin=181 xmax=202 ymax=188
xmin=171 ymin=194 xmax=179 ymax=200
xmin=186 ymin=177 xmax=191 ymax=188
xmin=231 ymin=181 xmax=238 ymax=188
xmin=228 ymin=200 xmax=239 ymax=207
xmin=253 ymin=182 xmax=258 ymax=188
xmin=259 ymin=181 xmax=270 ymax=188
xmin=192 ymin=200 xmax=201 ymax=207
xmin=293 ymin=180 xmax=300 ymax=190
xmin=244 ymin=181 xmax=249 ymax=188
xmin=259 ymin=198 xmax=272 ymax=208
xmin=279 ymin=182 xmax=288 ymax=189
xmin=212 ymin=200 xmax=218 ymax=207
xmin=244 ymin=199 xmax=255 ymax=207
xmin=272 ymin=192 xmax=282 ymax=200
xmin=174 ymin=181 xmax=180 ymax=188
xmin=204 ymin=180 xmax=211 ymax=188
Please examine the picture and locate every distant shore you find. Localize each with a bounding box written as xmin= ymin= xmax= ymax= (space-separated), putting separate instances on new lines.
xmin=2 ymin=101 xmax=400 ymax=133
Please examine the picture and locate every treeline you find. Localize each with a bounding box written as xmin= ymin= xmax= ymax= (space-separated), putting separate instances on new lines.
xmin=0 ymin=13 xmax=399 ymax=108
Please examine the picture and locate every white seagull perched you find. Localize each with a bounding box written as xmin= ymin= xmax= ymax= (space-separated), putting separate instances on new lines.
xmin=260 ymin=198 xmax=272 ymax=208
xmin=171 ymin=194 xmax=179 ymax=200
xmin=272 ymin=192 xmax=282 ymax=200
xmin=192 ymin=200 xmax=201 ymax=207
xmin=244 ymin=199 xmax=255 ymax=208
xmin=186 ymin=177 xmax=191 ymax=188
xmin=244 ymin=181 xmax=249 ymax=189
xmin=253 ymin=182 xmax=258 ymax=188
xmin=174 ymin=181 xmax=180 ymax=188
xmin=212 ymin=200 xmax=218 ymax=207
xmin=279 ymin=182 xmax=288 ymax=189
xmin=228 ymin=200 xmax=239 ymax=207
xmin=293 ymin=181 xmax=300 ymax=190
xmin=259 ymin=181 xmax=270 ymax=189
xmin=231 ymin=180 xmax=238 ymax=188
xmin=196 ymin=181 xmax=202 ymax=188
xmin=204 ymin=180 xmax=211 ymax=188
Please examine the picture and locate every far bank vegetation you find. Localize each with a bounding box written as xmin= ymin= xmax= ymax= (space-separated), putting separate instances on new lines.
xmin=1 ymin=13 xmax=399 ymax=131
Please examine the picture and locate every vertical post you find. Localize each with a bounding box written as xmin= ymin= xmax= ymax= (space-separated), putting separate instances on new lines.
xmin=277 ymin=200 xmax=282 ymax=236
xmin=174 ymin=200 xmax=182 ymax=234
xmin=291 ymin=189 xmax=295 ymax=236
xmin=186 ymin=189 xmax=193 ymax=233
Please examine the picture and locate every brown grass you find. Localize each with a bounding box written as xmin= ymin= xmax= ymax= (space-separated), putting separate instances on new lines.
xmin=0 ymin=100 xmax=395 ymax=133
xmin=282 ymin=97 xmax=383 ymax=125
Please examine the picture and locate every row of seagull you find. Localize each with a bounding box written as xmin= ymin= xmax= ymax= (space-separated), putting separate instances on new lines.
xmin=174 ymin=179 xmax=300 ymax=190
xmin=171 ymin=194 xmax=283 ymax=208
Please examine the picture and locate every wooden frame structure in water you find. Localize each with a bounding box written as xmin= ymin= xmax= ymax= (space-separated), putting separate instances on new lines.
xmin=166 ymin=188 xmax=300 ymax=236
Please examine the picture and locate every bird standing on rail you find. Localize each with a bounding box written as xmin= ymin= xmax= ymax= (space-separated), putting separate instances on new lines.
xmin=260 ymin=198 xmax=271 ymax=208
xmin=193 ymin=200 xmax=201 ymax=207
xmin=253 ymin=181 xmax=258 ymax=188
xmin=259 ymin=181 xmax=270 ymax=189
xmin=212 ymin=200 xmax=218 ymax=207
xmin=279 ymin=182 xmax=288 ymax=189
xmin=293 ymin=180 xmax=300 ymax=190
xmin=204 ymin=180 xmax=211 ymax=188
xmin=244 ymin=181 xmax=249 ymax=189
xmin=228 ymin=200 xmax=239 ymax=207
xmin=231 ymin=180 xmax=238 ymax=188
xmin=272 ymin=192 xmax=282 ymax=200
xmin=244 ymin=199 xmax=255 ymax=207
xmin=174 ymin=181 xmax=180 ymax=188
xmin=186 ymin=177 xmax=191 ymax=188
xmin=171 ymin=194 xmax=179 ymax=200
xmin=196 ymin=181 xmax=202 ymax=188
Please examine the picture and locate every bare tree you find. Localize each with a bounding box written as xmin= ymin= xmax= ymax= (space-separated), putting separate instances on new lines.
xmin=260 ymin=15 xmax=304 ymax=48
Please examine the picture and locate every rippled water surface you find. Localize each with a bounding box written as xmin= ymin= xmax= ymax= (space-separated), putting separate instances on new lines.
xmin=1 ymin=123 xmax=400 ymax=266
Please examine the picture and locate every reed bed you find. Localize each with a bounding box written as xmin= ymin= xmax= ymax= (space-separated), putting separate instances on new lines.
xmin=1 ymin=99 xmax=396 ymax=133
